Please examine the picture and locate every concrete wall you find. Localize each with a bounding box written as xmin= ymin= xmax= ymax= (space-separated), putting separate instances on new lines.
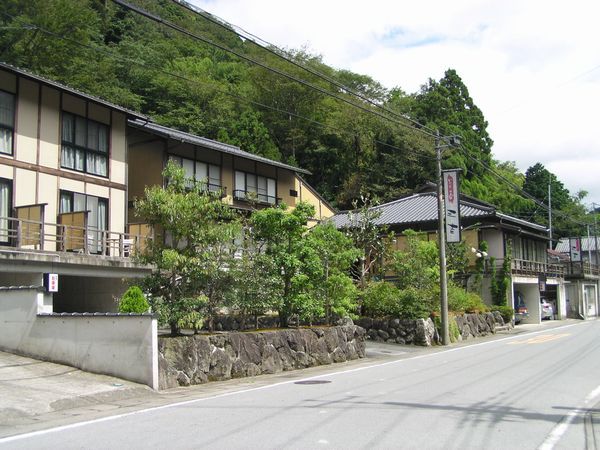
xmin=0 ymin=286 xmax=158 ymax=389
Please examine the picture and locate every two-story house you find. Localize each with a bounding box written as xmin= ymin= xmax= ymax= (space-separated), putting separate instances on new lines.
xmin=0 ymin=62 xmax=154 ymax=313
xmin=555 ymin=236 xmax=599 ymax=319
xmin=331 ymin=185 xmax=565 ymax=324
xmin=126 ymin=119 xmax=334 ymax=224
xmin=0 ymin=63 xmax=334 ymax=315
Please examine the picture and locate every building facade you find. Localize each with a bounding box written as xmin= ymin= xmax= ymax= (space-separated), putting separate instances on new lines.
xmin=0 ymin=63 xmax=152 ymax=312
xmin=331 ymin=187 xmax=565 ymax=324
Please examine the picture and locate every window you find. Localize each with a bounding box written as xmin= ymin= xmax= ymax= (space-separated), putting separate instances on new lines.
xmin=0 ymin=91 xmax=15 ymax=155
xmin=234 ymin=170 xmax=276 ymax=205
xmin=0 ymin=178 xmax=11 ymax=243
xmin=168 ymin=156 xmax=221 ymax=192
xmin=61 ymin=112 xmax=109 ymax=177
xmin=59 ymin=191 xmax=107 ymax=253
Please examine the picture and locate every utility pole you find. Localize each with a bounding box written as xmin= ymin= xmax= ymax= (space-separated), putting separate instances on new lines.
xmin=436 ymin=131 xmax=450 ymax=346
xmin=593 ymin=203 xmax=599 ymax=267
xmin=548 ymin=182 xmax=552 ymax=249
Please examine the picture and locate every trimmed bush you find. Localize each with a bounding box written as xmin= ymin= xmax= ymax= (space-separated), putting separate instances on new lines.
xmin=362 ymin=282 xmax=432 ymax=320
xmin=448 ymin=283 xmax=488 ymax=314
xmin=118 ymin=286 xmax=149 ymax=314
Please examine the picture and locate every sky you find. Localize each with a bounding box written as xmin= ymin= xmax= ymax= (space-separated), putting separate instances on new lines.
xmin=191 ymin=0 xmax=600 ymax=208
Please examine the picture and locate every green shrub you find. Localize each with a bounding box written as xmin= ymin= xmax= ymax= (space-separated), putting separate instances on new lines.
xmin=118 ymin=286 xmax=149 ymax=314
xmin=362 ymin=282 xmax=433 ymax=320
xmin=491 ymin=305 xmax=514 ymax=324
xmin=362 ymin=281 xmax=401 ymax=317
xmin=448 ymin=283 xmax=488 ymax=314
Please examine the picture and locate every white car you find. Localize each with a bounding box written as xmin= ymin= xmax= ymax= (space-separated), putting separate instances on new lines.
xmin=541 ymin=299 xmax=554 ymax=320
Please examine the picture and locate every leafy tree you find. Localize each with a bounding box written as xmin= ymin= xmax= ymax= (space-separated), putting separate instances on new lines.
xmin=410 ymin=68 xmax=493 ymax=179
xmin=302 ymin=222 xmax=361 ymax=324
xmin=522 ymin=162 xmax=587 ymax=237
xmin=229 ymin=223 xmax=282 ymax=329
xmin=249 ymin=201 xmax=316 ymax=327
xmin=135 ymin=161 xmax=239 ymax=335
xmin=344 ymin=195 xmax=391 ymax=291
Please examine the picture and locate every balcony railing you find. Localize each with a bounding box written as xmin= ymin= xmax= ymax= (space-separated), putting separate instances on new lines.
xmin=183 ymin=180 xmax=226 ymax=198
xmin=510 ymin=258 xmax=565 ymax=277
xmin=564 ymin=261 xmax=600 ymax=277
xmin=233 ymin=189 xmax=280 ymax=206
xmin=0 ymin=215 xmax=152 ymax=259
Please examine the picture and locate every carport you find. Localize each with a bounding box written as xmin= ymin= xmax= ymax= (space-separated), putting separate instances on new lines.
xmin=512 ymin=279 xmax=541 ymax=324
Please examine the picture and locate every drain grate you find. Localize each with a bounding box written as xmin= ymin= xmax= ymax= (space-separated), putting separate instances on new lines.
xmin=294 ymin=380 xmax=332 ymax=385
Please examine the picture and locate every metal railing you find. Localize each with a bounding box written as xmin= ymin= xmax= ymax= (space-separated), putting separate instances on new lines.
xmin=233 ymin=189 xmax=280 ymax=206
xmin=564 ymin=261 xmax=600 ymax=277
xmin=510 ymin=258 xmax=565 ymax=277
xmin=0 ymin=216 xmax=152 ymax=259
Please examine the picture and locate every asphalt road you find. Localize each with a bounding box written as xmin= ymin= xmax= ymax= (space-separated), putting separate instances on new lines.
xmin=2 ymin=320 xmax=600 ymax=450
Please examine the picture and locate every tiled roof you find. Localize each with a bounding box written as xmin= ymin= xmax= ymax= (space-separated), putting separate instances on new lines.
xmin=128 ymin=119 xmax=311 ymax=175
xmin=555 ymin=236 xmax=600 ymax=253
xmin=0 ymin=62 xmax=147 ymax=119
xmin=330 ymin=192 xmax=494 ymax=228
xmin=330 ymin=192 xmax=547 ymax=233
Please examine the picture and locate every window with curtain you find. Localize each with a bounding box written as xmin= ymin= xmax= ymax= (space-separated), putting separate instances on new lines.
xmin=0 ymin=178 xmax=11 ymax=243
xmin=61 ymin=112 xmax=109 ymax=177
xmin=0 ymin=91 xmax=15 ymax=155
xmin=59 ymin=191 xmax=108 ymax=253
xmin=168 ymin=155 xmax=221 ymax=191
xmin=234 ymin=170 xmax=276 ymax=204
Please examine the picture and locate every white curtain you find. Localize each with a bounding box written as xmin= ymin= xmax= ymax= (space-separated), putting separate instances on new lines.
xmin=0 ymin=129 xmax=11 ymax=155
xmin=267 ymin=178 xmax=276 ymax=204
xmin=0 ymin=181 xmax=9 ymax=242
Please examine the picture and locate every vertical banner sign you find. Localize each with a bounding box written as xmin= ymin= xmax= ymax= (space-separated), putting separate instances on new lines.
xmin=44 ymin=273 xmax=59 ymax=293
xmin=443 ymin=170 xmax=461 ymax=243
xmin=569 ymin=237 xmax=582 ymax=262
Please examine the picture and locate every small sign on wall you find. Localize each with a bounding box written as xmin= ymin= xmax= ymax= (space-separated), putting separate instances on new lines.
xmin=44 ymin=273 xmax=59 ymax=293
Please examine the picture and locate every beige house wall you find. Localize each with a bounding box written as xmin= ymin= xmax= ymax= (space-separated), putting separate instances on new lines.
xmin=128 ymin=128 xmax=332 ymax=223
xmin=0 ymin=67 xmax=129 ymax=237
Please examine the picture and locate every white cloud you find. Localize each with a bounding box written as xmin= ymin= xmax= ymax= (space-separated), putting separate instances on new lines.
xmin=191 ymin=0 xmax=600 ymax=208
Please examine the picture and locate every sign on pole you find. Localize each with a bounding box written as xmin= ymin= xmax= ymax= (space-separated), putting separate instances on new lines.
xmin=443 ymin=170 xmax=461 ymax=243
xmin=569 ymin=237 xmax=582 ymax=262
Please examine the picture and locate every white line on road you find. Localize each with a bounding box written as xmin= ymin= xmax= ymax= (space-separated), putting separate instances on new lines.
xmin=537 ymin=383 xmax=600 ymax=450
xmin=0 ymin=320 xmax=591 ymax=445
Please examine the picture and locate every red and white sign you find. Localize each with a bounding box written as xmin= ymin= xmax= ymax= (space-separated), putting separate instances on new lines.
xmin=45 ymin=273 xmax=59 ymax=293
xmin=443 ymin=171 xmax=461 ymax=243
xmin=569 ymin=237 xmax=582 ymax=262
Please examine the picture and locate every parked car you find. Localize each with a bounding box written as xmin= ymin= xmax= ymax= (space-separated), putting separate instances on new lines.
xmin=514 ymin=291 xmax=529 ymax=324
xmin=541 ymin=298 xmax=554 ymax=320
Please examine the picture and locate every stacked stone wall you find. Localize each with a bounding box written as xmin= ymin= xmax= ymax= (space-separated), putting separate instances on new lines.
xmin=356 ymin=312 xmax=508 ymax=346
xmin=158 ymin=325 xmax=366 ymax=389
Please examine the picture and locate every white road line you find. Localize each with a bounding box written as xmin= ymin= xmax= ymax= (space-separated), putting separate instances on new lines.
xmin=538 ymin=382 xmax=600 ymax=450
xmin=0 ymin=320 xmax=591 ymax=445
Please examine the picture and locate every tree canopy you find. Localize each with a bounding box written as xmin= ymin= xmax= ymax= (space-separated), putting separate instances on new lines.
xmin=0 ymin=0 xmax=593 ymax=237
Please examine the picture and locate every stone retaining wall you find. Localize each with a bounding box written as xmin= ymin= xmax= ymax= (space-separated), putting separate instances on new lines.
xmin=158 ymin=325 xmax=366 ymax=389
xmin=356 ymin=312 xmax=508 ymax=346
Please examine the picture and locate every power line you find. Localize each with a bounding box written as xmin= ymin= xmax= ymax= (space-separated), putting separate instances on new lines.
xmin=170 ymin=0 xmax=439 ymax=137
xmin=455 ymin=146 xmax=590 ymax=227
xmin=0 ymin=13 xmax=436 ymax=164
xmin=109 ymin=0 xmax=440 ymax=141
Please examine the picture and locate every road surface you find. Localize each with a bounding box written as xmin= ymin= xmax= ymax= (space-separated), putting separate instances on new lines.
xmin=1 ymin=320 xmax=599 ymax=449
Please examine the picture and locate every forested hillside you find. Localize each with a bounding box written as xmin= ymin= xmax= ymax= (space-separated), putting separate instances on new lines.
xmin=0 ymin=0 xmax=591 ymax=236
